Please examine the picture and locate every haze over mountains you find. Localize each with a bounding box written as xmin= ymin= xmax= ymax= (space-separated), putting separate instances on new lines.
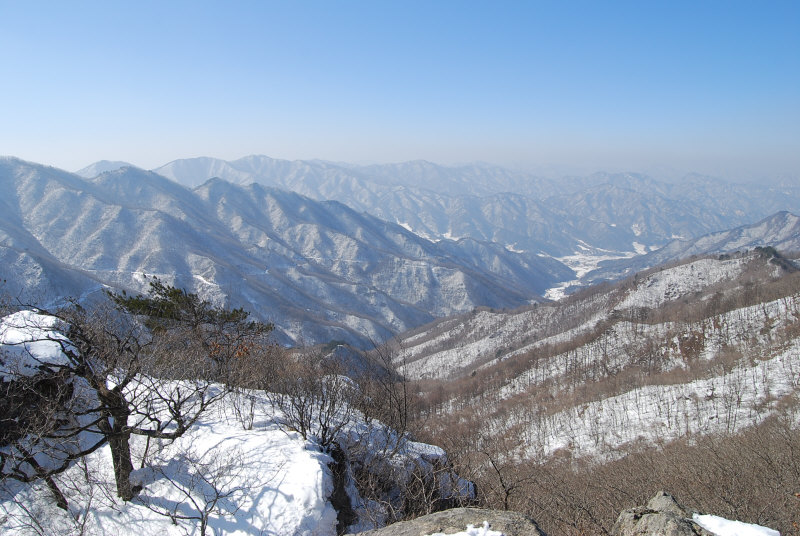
xmin=149 ymin=155 xmax=800 ymax=258
xmin=2 ymin=157 xmax=566 ymax=346
xmin=4 ymin=154 xmax=800 ymax=347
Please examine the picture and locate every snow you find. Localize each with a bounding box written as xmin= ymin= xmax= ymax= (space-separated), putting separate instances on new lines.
xmin=632 ymin=241 xmax=648 ymax=255
xmin=694 ymin=514 xmax=780 ymax=536
xmin=0 ymin=310 xmax=73 ymax=380
xmin=396 ymin=220 xmax=414 ymax=233
xmin=0 ymin=389 xmax=340 ymax=536
xmin=0 ymin=311 xmax=472 ymax=536
xmin=398 ymin=253 xmax=800 ymax=467
xmin=426 ymin=521 xmax=503 ymax=536
xmin=515 ymin=341 xmax=800 ymax=460
xmin=0 ymin=311 xmax=336 ymax=535
xmin=618 ymin=257 xmax=749 ymax=310
xmin=544 ymin=246 xmax=636 ymax=300
xmin=0 ymin=392 xmax=473 ymax=534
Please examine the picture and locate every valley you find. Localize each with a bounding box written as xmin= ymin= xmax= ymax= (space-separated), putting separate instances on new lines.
xmin=1 ymin=155 xmax=799 ymax=535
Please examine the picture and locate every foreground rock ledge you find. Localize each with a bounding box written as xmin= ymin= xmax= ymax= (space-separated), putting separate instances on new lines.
xmin=354 ymin=507 xmax=547 ymax=536
xmin=611 ymin=491 xmax=715 ymax=536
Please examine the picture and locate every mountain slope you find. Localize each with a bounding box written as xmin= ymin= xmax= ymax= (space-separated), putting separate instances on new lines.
xmin=0 ymin=157 xmax=567 ymax=346
xmin=396 ymin=251 xmax=800 ymax=472
xmin=585 ymin=211 xmax=800 ymax=284
xmin=75 ymin=160 xmax=135 ymax=178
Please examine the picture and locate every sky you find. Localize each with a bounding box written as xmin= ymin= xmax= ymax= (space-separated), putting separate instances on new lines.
xmin=0 ymin=1 xmax=798 ymax=181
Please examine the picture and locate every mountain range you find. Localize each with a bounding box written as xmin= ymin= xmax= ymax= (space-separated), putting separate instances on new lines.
xmin=1 ymin=157 xmax=567 ymax=346
xmin=1 ymin=154 xmax=792 ymax=535
xmin=149 ymin=155 xmax=800 ymax=258
xmin=4 ymin=154 xmax=800 ymax=346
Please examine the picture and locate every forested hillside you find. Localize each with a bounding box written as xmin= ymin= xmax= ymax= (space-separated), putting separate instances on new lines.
xmin=395 ymin=249 xmax=800 ymax=534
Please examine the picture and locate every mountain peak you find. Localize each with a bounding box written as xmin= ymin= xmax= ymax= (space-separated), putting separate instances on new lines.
xmin=75 ymin=160 xmax=135 ymax=178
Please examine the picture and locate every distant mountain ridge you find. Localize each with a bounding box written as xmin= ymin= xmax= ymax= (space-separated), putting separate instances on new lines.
xmin=0 ymin=157 xmax=568 ymax=347
xmin=6 ymin=154 xmax=800 ymax=347
xmin=145 ymin=155 xmax=800 ymax=260
xmin=75 ymin=160 xmax=136 ymax=178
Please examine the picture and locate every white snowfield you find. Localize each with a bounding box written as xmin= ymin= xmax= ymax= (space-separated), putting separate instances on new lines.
xmin=425 ymin=521 xmax=503 ymax=536
xmin=0 ymin=311 xmax=470 ymax=536
xmin=1 ymin=401 xmax=340 ymax=535
xmin=517 ymin=338 xmax=799 ymax=460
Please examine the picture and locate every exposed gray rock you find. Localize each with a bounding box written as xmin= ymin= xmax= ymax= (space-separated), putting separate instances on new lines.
xmin=353 ymin=507 xmax=546 ymax=536
xmin=611 ymin=492 xmax=715 ymax=536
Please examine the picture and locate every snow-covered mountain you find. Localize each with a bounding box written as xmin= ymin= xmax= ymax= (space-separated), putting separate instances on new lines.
xmin=586 ymin=211 xmax=800 ymax=284
xmin=9 ymin=153 xmax=800 ymax=346
xmin=146 ymin=156 xmax=800 ymax=261
xmin=74 ymin=160 xmax=135 ymax=178
xmin=0 ymin=157 xmax=568 ymax=347
xmin=396 ymin=250 xmax=800 ymax=460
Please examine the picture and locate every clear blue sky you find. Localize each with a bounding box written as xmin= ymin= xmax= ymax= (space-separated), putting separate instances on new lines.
xmin=1 ymin=1 xmax=798 ymax=180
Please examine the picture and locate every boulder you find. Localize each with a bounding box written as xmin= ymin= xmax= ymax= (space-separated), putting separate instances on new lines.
xmin=611 ymin=491 xmax=715 ymax=536
xmin=353 ymin=507 xmax=547 ymax=536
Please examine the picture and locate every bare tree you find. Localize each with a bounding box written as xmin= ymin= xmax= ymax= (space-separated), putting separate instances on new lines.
xmin=0 ymin=279 xmax=272 ymax=506
xmin=269 ymin=351 xmax=355 ymax=449
xmin=355 ymin=339 xmax=415 ymax=439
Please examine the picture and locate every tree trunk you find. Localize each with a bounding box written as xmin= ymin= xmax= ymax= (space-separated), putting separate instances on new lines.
xmin=44 ymin=475 xmax=69 ymax=510
xmin=108 ymin=428 xmax=138 ymax=500
xmin=98 ymin=401 xmax=140 ymax=501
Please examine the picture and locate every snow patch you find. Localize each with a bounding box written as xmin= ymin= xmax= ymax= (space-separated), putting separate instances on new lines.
xmin=425 ymin=521 xmax=503 ymax=536
xmin=693 ymin=513 xmax=780 ymax=536
xmin=396 ymin=221 xmax=414 ymax=233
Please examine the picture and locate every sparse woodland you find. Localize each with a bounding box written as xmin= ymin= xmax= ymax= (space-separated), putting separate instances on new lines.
xmin=0 ymin=280 xmax=471 ymax=534
xmin=401 ymin=250 xmax=800 ymax=535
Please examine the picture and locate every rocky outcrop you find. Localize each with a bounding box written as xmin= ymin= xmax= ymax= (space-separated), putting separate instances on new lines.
xmin=611 ymin=491 xmax=715 ymax=536
xmin=353 ymin=507 xmax=546 ymax=536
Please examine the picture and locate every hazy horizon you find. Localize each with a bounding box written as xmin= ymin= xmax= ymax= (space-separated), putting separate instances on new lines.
xmin=0 ymin=152 xmax=787 ymax=186
xmin=1 ymin=1 xmax=798 ymax=182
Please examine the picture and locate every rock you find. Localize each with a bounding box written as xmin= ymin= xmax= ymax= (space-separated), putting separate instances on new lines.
xmin=353 ymin=507 xmax=547 ymax=536
xmin=611 ymin=492 xmax=715 ymax=536
xmin=645 ymin=491 xmax=692 ymax=518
